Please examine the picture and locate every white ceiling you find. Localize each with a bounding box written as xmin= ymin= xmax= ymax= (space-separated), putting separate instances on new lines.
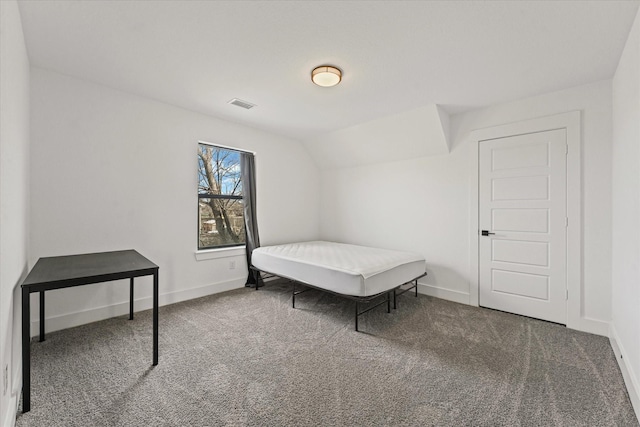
xmin=17 ymin=0 xmax=640 ymax=142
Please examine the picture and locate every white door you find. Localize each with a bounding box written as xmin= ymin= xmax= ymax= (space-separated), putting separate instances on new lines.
xmin=479 ymin=129 xmax=567 ymax=324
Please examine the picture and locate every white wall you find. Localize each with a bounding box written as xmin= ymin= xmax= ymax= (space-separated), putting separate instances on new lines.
xmin=29 ymin=67 xmax=320 ymax=334
xmin=611 ymin=7 xmax=640 ymax=418
xmin=321 ymin=147 xmax=470 ymax=302
xmin=304 ymin=104 xmax=450 ymax=169
xmin=320 ymin=79 xmax=613 ymax=335
xmin=0 ymin=0 xmax=30 ymax=425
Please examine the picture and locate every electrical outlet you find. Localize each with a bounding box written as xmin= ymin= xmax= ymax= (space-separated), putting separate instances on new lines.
xmin=3 ymin=364 xmax=7 ymax=395
xmin=229 ymin=260 xmax=236 ymax=270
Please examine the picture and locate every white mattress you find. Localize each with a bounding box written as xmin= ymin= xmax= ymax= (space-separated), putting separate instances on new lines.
xmin=251 ymin=241 xmax=426 ymax=297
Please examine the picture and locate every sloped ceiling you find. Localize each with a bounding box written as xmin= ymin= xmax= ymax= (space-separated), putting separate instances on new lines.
xmin=16 ymin=0 xmax=640 ymax=167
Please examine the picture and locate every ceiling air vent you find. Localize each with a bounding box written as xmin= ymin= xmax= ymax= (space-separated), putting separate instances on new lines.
xmin=228 ymin=98 xmax=256 ymax=110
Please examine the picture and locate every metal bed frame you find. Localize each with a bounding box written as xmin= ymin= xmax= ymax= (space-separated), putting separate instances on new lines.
xmin=250 ymin=266 xmax=427 ymax=331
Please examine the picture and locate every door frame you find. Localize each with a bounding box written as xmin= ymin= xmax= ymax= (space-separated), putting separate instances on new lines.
xmin=469 ymin=111 xmax=582 ymax=330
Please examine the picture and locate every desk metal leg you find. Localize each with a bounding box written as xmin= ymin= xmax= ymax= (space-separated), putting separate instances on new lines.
xmin=153 ymin=270 xmax=158 ymax=365
xmin=22 ymin=287 xmax=31 ymax=413
xmin=39 ymin=291 xmax=45 ymax=342
xmin=129 ymin=278 xmax=134 ymax=320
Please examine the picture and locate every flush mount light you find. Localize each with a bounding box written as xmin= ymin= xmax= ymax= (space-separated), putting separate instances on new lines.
xmin=311 ymin=65 xmax=342 ymax=87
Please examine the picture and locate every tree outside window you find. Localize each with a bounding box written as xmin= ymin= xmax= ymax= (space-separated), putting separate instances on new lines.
xmin=198 ymin=144 xmax=245 ymax=249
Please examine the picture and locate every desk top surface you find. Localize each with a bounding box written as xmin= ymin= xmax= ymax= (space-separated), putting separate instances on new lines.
xmin=22 ymin=250 xmax=158 ymax=287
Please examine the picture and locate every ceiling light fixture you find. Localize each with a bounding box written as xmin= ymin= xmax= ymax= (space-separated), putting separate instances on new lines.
xmin=311 ymin=65 xmax=342 ymax=87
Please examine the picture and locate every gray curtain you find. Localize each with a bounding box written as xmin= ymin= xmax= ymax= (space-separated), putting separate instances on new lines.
xmin=241 ymin=152 xmax=261 ymax=287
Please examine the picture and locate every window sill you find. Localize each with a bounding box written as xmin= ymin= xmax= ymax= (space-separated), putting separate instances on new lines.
xmin=195 ymin=246 xmax=246 ymax=261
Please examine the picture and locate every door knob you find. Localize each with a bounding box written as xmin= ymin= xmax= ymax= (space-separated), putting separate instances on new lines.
xmin=481 ymin=230 xmax=495 ymax=236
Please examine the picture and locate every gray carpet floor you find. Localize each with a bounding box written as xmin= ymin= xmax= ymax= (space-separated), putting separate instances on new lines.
xmin=15 ymin=280 xmax=638 ymax=426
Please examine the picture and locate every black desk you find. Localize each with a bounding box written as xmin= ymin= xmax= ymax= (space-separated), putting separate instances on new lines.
xmin=21 ymin=249 xmax=159 ymax=413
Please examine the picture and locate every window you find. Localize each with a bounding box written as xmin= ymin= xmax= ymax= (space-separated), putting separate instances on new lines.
xmin=197 ymin=143 xmax=245 ymax=250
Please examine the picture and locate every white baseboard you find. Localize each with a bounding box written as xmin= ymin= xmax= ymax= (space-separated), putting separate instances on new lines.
xmin=570 ymin=316 xmax=610 ymax=337
xmin=31 ymin=277 xmax=247 ymax=336
xmin=417 ymin=283 xmax=609 ymax=337
xmin=609 ymin=324 xmax=640 ymax=421
xmin=417 ymin=282 xmax=470 ymax=305
xmin=3 ymin=392 xmax=17 ymax=427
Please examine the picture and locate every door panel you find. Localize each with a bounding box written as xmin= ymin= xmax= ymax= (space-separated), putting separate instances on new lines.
xmin=492 ymin=240 xmax=549 ymax=266
xmin=492 ymin=176 xmax=549 ymax=200
xmin=479 ymin=129 xmax=567 ymax=324
xmin=492 ymin=209 xmax=549 ymax=233
xmin=492 ymin=270 xmax=549 ymax=300
xmin=492 ymin=143 xmax=549 ymax=170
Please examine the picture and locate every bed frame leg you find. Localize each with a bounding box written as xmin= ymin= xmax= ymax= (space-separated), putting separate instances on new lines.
xmin=393 ymin=289 xmax=397 ymax=309
xmin=292 ymin=282 xmax=296 ymax=308
xmin=387 ymin=291 xmax=391 ymax=313
xmin=415 ymin=279 xmax=418 ymax=297
xmin=355 ymin=302 xmax=359 ymax=332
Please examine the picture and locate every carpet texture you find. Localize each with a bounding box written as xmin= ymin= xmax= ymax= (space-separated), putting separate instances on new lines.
xmin=15 ymin=280 xmax=638 ymax=426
